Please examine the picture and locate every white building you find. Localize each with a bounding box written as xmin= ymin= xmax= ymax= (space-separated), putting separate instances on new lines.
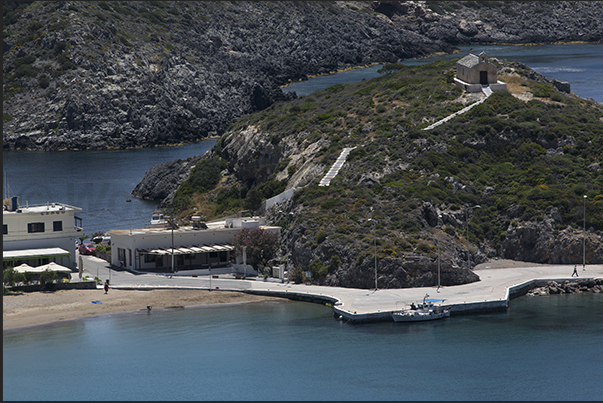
xmin=108 ymin=217 xmax=280 ymax=273
xmin=3 ymin=197 xmax=83 ymax=270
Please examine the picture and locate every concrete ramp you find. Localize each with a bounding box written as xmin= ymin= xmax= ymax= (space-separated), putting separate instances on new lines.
xmin=319 ymin=147 xmax=357 ymax=187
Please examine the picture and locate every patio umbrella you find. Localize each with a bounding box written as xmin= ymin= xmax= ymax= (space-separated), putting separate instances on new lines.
xmin=13 ymin=263 xmax=35 ymax=273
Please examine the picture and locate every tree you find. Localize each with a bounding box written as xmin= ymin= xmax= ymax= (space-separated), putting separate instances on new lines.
xmin=39 ymin=268 xmax=57 ymax=291
xmin=3 ymin=267 xmax=25 ymax=290
xmin=78 ymin=234 xmax=90 ymax=245
xmin=232 ymin=228 xmax=279 ymax=272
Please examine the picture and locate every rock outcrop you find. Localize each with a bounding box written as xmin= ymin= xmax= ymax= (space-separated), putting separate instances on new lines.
xmin=527 ymin=279 xmax=603 ymax=296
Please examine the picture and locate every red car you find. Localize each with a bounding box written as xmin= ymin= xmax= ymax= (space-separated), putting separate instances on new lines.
xmin=79 ymin=243 xmax=96 ymax=255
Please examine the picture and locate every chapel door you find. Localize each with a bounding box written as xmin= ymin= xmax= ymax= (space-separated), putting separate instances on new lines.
xmin=480 ymin=71 xmax=488 ymax=84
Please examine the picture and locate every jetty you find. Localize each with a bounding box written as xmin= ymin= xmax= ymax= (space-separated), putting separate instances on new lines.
xmin=79 ymin=255 xmax=603 ymax=323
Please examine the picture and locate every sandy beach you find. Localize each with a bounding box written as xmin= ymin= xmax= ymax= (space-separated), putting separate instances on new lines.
xmin=3 ymin=288 xmax=282 ymax=330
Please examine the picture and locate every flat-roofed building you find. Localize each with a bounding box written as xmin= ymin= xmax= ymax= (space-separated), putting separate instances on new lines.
xmin=108 ymin=217 xmax=280 ymax=273
xmin=3 ymin=197 xmax=83 ymax=270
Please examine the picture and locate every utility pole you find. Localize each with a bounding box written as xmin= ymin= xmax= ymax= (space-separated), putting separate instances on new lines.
xmin=367 ymin=217 xmax=377 ymax=291
xmin=466 ymin=205 xmax=481 ymax=271
xmin=437 ymin=214 xmax=442 ymax=292
xmin=583 ymin=195 xmax=587 ymax=271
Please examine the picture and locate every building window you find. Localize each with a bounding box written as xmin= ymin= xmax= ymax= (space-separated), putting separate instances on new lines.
xmin=118 ymin=248 xmax=126 ymax=266
xmin=144 ymin=254 xmax=156 ymax=263
xmin=53 ymin=221 xmax=63 ymax=231
xmin=27 ymin=222 xmax=45 ymax=233
xmin=3 ymin=224 xmax=7 ymax=235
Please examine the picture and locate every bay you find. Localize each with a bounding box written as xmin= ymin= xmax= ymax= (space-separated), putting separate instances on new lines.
xmin=283 ymin=43 xmax=603 ymax=103
xmin=4 ymin=293 xmax=603 ymax=401
xmin=4 ymin=43 xmax=603 ymax=401
xmin=2 ymin=139 xmax=216 ymax=234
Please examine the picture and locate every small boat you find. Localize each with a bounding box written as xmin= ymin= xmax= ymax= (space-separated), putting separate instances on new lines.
xmin=391 ymin=294 xmax=450 ymax=322
xmin=148 ymin=213 xmax=168 ymax=227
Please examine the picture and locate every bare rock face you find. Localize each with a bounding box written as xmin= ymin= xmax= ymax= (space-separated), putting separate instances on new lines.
xmin=502 ymin=219 xmax=603 ymax=265
xmin=131 ymin=155 xmax=204 ymax=202
xmin=552 ymin=79 xmax=571 ymax=93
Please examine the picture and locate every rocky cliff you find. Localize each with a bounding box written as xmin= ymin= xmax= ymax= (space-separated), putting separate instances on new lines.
xmin=4 ymin=1 xmax=603 ymax=150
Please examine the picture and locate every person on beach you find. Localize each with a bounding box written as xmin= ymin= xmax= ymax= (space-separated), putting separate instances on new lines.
xmin=572 ymin=265 xmax=579 ymax=277
xmin=104 ymin=280 xmax=109 ymax=293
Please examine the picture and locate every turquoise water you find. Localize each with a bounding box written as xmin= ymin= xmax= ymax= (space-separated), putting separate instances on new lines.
xmin=3 ymin=294 xmax=603 ymax=400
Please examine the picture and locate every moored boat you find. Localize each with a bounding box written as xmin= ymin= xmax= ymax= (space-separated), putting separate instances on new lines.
xmin=391 ymin=294 xmax=450 ymax=322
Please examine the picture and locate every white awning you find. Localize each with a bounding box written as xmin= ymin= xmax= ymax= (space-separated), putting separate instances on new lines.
xmin=3 ymin=247 xmax=70 ymax=260
xmin=139 ymin=244 xmax=235 ymax=254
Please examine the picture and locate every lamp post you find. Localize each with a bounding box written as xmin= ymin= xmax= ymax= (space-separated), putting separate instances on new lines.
xmin=437 ymin=214 xmax=442 ymax=292
xmin=465 ymin=205 xmax=481 ymax=271
xmin=368 ymin=218 xmax=377 ymax=291
xmin=583 ymin=195 xmax=587 ymax=271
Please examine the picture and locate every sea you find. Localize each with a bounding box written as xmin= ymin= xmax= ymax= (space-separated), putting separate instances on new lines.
xmin=3 ymin=294 xmax=603 ymax=401
xmin=3 ymin=43 xmax=603 ymax=401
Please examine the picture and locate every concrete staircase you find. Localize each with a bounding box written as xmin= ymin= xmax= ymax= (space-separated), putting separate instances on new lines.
xmin=423 ymin=85 xmax=493 ymax=131
xmin=318 ymin=147 xmax=357 ymax=187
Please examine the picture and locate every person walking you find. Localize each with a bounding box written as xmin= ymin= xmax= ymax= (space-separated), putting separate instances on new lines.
xmin=572 ymin=265 xmax=579 ymax=277
xmin=104 ymin=279 xmax=110 ymax=294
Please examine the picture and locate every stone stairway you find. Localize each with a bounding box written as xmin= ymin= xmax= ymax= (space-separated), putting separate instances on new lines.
xmin=318 ymin=147 xmax=357 ymax=187
xmin=423 ymin=85 xmax=493 ymax=131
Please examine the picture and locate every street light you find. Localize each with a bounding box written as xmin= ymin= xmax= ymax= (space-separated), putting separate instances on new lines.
xmin=583 ymin=195 xmax=587 ymax=271
xmin=437 ymin=214 xmax=442 ymax=292
xmin=465 ymin=205 xmax=481 ymax=271
xmin=367 ymin=218 xmax=377 ymax=291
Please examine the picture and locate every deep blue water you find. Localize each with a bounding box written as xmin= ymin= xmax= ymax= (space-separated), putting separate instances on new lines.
xmin=2 ymin=139 xmax=216 ymax=234
xmin=4 ymin=294 xmax=603 ymax=401
xmin=284 ymin=43 xmax=603 ymax=103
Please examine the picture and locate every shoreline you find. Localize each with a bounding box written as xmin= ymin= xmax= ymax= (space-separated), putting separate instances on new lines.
xmin=2 ymin=288 xmax=283 ymax=331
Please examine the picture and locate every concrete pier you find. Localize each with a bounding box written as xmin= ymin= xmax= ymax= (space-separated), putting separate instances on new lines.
xmin=80 ymin=255 xmax=603 ymax=324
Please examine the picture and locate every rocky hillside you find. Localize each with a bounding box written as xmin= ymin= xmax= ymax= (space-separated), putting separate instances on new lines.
xmin=138 ymin=58 xmax=603 ymax=289
xmin=4 ymin=1 xmax=603 ymax=150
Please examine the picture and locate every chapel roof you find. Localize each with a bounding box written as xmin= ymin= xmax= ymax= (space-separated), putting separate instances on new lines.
xmin=457 ymin=53 xmax=480 ymax=68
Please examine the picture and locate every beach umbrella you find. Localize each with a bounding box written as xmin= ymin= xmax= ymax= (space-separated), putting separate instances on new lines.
xmin=36 ymin=262 xmax=72 ymax=273
xmin=13 ymin=263 xmax=35 ymax=273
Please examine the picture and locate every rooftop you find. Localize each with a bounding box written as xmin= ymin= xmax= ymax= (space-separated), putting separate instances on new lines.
xmin=108 ymin=217 xmax=279 ymax=236
xmin=457 ymin=53 xmax=480 ymax=68
xmin=3 ymin=202 xmax=82 ymax=214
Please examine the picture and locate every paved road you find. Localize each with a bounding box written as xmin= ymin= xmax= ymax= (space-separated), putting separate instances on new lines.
xmin=78 ymin=254 xmax=603 ymax=321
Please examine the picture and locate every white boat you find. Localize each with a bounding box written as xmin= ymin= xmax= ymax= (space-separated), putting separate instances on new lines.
xmin=391 ymin=294 xmax=450 ymax=322
xmin=148 ymin=213 xmax=168 ymax=227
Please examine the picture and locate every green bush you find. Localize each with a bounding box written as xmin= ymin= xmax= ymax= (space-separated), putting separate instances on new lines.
xmin=179 ymin=157 xmax=223 ymax=196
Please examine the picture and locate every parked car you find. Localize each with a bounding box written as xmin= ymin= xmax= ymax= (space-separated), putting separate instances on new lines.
xmin=79 ymin=243 xmax=96 ymax=255
xmin=91 ymin=235 xmax=111 ymax=245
